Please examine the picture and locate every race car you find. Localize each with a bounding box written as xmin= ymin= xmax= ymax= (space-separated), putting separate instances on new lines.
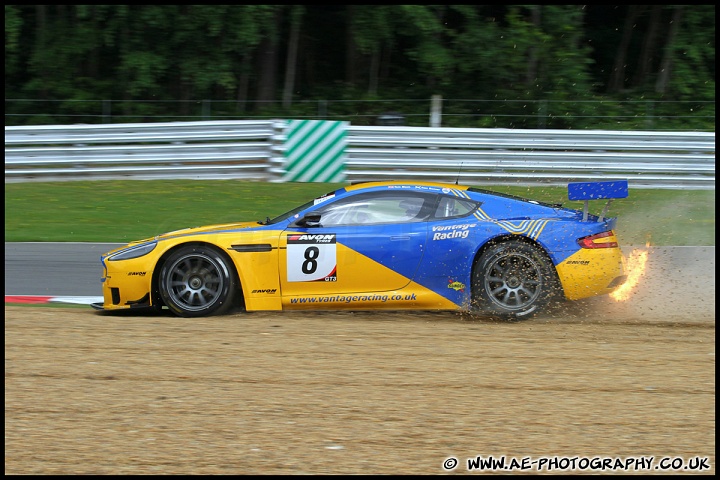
xmin=92 ymin=180 xmax=629 ymax=320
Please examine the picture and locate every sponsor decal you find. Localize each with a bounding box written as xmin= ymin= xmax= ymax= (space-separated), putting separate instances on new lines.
xmin=387 ymin=185 xmax=440 ymax=191
xmin=432 ymin=224 xmax=475 ymax=240
xmin=127 ymin=272 xmax=146 ymax=276
xmin=447 ymin=279 xmax=466 ymax=292
xmin=251 ymin=288 xmax=278 ymax=294
xmin=313 ymin=193 xmax=335 ymax=205
xmin=566 ymin=260 xmax=590 ymax=265
xmin=287 ymin=234 xmax=336 ymax=244
xmin=290 ymin=293 xmax=418 ymax=304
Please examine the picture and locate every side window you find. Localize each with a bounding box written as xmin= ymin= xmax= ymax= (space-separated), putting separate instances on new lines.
xmin=314 ymin=192 xmax=432 ymax=226
xmin=434 ymin=196 xmax=479 ymax=219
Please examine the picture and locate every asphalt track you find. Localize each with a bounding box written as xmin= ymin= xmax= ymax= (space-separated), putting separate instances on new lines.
xmin=3 ymin=242 xmax=716 ymax=322
xmin=4 ymin=242 xmax=124 ymax=303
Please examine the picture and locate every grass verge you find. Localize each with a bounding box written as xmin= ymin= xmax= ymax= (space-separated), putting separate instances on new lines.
xmin=5 ymin=180 xmax=715 ymax=246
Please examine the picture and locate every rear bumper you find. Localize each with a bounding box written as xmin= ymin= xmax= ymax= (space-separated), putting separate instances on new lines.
xmin=556 ymin=247 xmax=627 ymax=301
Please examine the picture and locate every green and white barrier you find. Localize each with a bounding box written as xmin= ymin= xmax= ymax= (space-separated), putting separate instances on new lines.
xmin=281 ymin=120 xmax=348 ymax=182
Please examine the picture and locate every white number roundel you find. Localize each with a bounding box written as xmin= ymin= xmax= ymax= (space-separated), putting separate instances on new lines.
xmin=287 ymin=234 xmax=337 ymax=282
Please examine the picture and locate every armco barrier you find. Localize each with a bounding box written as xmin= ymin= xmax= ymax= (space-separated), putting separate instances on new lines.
xmin=5 ymin=121 xmax=715 ymax=189
xmin=5 ymin=120 xmax=278 ymax=182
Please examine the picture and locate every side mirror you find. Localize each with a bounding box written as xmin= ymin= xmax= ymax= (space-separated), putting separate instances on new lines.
xmin=296 ymin=213 xmax=322 ymax=227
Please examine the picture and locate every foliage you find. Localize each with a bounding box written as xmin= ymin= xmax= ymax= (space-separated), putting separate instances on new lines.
xmin=3 ymin=5 xmax=715 ymax=130
xmin=667 ymin=6 xmax=716 ymax=100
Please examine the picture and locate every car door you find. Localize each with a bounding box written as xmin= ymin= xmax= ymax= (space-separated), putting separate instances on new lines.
xmin=279 ymin=191 xmax=433 ymax=297
xmin=414 ymin=194 xmax=485 ymax=302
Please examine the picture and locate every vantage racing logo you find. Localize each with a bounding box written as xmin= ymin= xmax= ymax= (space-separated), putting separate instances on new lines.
xmin=432 ymin=224 xmax=475 ymax=240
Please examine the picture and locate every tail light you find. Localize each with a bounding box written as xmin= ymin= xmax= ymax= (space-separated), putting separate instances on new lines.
xmin=577 ymin=231 xmax=618 ymax=249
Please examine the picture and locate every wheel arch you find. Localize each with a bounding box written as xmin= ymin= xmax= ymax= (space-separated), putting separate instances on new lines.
xmin=470 ymin=234 xmax=564 ymax=300
xmin=151 ymin=241 xmax=245 ymax=310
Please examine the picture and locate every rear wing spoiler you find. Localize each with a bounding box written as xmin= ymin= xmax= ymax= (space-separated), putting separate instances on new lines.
xmin=568 ymin=180 xmax=629 ymax=222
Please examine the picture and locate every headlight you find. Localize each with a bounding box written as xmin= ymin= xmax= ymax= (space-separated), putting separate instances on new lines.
xmin=108 ymin=242 xmax=157 ymax=261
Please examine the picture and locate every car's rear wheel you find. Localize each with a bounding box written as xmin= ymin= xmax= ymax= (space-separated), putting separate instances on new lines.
xmin=472 ymin=241 xmax=559 ymax=320
xmin=159 ymin=245 xmax=237 ymax=318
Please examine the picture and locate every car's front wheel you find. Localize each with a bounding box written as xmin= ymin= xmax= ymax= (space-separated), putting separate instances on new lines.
xmin=472 ymin=241 xmax=559 ymax=320
xmin=158 ymin=245 xmax=237 ymax=317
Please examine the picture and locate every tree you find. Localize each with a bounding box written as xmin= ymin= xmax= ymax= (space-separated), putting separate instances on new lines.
xmin=660 ymin=5 xmax=715 ymax=100
xmin=3 ymin=5 xmax=714 ymax=128
xmin=282 ymin=6 xmax=304 ymax=108
xmin=4 ymin=5 xmax=23 ymax=93
xmin=655 ymin=6 xmax=683 ymax=94
xmin=631 ymin=5 xmax=662 ymax=88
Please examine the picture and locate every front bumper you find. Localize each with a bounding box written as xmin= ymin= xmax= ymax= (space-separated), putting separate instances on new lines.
xmin=97 ymin=250 xmax=157 ymax=311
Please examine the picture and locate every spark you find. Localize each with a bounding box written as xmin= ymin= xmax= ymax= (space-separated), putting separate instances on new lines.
xmin=610 ymin=243 xmax=650 ymax=302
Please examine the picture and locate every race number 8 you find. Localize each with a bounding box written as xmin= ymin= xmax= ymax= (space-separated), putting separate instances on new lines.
xmin=287 ymin=234 xmax=337 ymax=282
xmin=302 ymin=246 xmax=319 ymax=274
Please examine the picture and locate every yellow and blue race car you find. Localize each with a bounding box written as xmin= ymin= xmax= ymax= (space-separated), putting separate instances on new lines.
xmin=92 ymin=180 xmax=628 ymax=320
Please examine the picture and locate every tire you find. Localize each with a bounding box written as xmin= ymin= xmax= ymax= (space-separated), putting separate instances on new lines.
xmin=472 ymin=241 xmax=559 ymax=320
xmin=158 ymin=245 xmax=237 ymax=318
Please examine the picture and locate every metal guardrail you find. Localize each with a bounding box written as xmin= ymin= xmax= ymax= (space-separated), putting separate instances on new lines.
xmin=5 ymin=121 xmax=715 ymax=189
xmin=344 ymin=126 xmax=716 ymax=189
xmin=5 ymin=121 xmax=279 ymax=182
